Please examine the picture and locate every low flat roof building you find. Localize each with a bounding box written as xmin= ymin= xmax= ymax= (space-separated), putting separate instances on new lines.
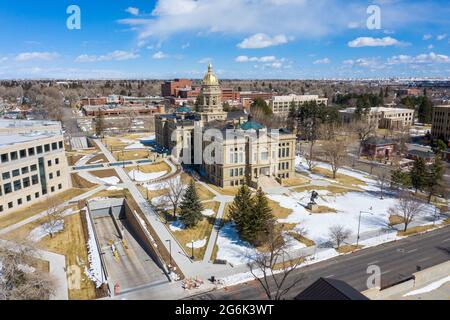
xmin=269 ymin=94 xmax=328 ymax=116
xmin=0 ymin=120 xmax=71 ymax=215
xmin=339 ymin=107 xmax=414 ymax=129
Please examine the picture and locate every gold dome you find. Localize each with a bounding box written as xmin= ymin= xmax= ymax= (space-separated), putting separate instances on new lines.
xmin=202 ymin=63 xmax=219 ymax=86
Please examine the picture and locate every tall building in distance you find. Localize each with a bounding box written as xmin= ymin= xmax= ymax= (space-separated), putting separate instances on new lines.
xmin=155 ymin=64 xmax=296 ymax=188
xmin=0 ymin=120 xmax=71 ymax=215
xmin=431 ymin=105 xmax=450 ymax=142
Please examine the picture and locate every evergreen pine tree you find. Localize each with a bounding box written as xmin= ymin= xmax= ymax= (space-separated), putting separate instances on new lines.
xmin=425 ymin=156 xmax=444 ymax=203
xmin=228 ymin=184 xmax=254 ymax=238
xmin=410 ymin=158 xmax=427 ymax=193
xmin=179 ymin=180 xmax=203 ymax=228
xmin=250 ymin=188 xmax=275 ymax=245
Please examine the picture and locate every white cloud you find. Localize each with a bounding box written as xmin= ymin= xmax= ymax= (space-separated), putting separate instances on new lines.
xmin=388 ymin=52 xmax=450 ymax=64
xmin=437 ymin=34 xmax=447 ymax=41
xmin=342 ymin=59 xmax=354 ymax=65
xmin=118 ymin=0 xmax=362 ymax=40
xmin=76 ymin=51 xmax=140 ymax=62
xmin=348 ymin=36 xmax=407 ymax=48
xmin=15 ymin=52 xmax=59 ymax=61
xmin=313 ymin=58 xmax=331 ymax=65
xmin=181 ymin=42 xmax=190 ymax=49
xmin=235 ymin=55 xmax=288 ymax=69
xmin=235 ymin=55 xmax=277 ymax=63
xmin=428 ymin=44 xmax=434 ymax=50
xmin=198 ymin=57 xmax=212 ymax=64
xmin=126 ymin=7 xmax=140 ymax=16
xmin=118 ymin=0 xmax=450 ymax=45
xmin=237 ymin=33 xmax=290 ymax=49
xmin=152 ymin=51 xmax=169 ymax=59
xmin=423 ymin=34 xmax=432 ymax=40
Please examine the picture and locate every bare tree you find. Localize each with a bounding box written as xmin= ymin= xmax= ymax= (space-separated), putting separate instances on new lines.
xmin=164 ymin=177 xmax=186 ymax=218
xmin=328 ymin=225 xmax=352 ymax=249
xmin=351 ymin=120 xmax=377 ymax=159
xmin=376 ymin=170 xmax=389 ymax=200
xmin=247 ymin=226 xmax=304 ymax=300
xmin=322 ymin=137 xmax=350 ymax=179
xmin=388 ymin=192 xmax=426 ymax=232
xmin=0 ymin=241 xmax=55 ymax=300
xmin=301 ymin=141 xmax=317 ymax=171
xmin=43 ymin=198 xmax=64 ymax=238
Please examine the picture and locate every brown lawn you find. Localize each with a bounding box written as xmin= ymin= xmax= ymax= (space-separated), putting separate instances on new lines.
xmin=0 ymin=189 xmax=87 ymax=229
xmin=71 ymin=173 xmax=98 ymax=189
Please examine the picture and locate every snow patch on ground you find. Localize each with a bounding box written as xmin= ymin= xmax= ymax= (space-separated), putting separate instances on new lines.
xmin=169 ymin=220 xmax=185 ymax=232
xmin=404 ymin=276 xmax=450 ymax=296
xmin=84 ymin=210 xmax=106 ymax=288
xmin=187 ymin=238 xmax=207 ymax=248
xmin=28 ymin=220 xmax=64 ymax=242
xmin=98 ymin=176 xmax=120 ymax=185
xmin=128 ymin=170 xmax=167 ymax=182
xmin=202 ymin=209 xmax=215 ymax=216
xmin=216 ymin=222 xmax=255 ymax=265
xmin=107 ymin=186 xmax=123 ymax=191
xmin=144 ymin=175 xmax=182 ymax=191
xmin=125 ymin=142 xmax=146 ymax=150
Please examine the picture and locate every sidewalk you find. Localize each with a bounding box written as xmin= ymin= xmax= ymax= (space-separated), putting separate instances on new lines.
xmin=94 ymin=139 xmax=198 ymax=276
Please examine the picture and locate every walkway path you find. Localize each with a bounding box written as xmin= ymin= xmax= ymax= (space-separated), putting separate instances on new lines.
xmin=93 ymin=139 xmax=197 ymax=276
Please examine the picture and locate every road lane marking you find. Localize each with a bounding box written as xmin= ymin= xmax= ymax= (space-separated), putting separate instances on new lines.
xmin=406 ymin=248 xmax=418 ymax=254
xmin=381 ymin=269 xmax=392 ymax=275
xmin=367 ymin=260 xmax=379 ymax=265
xmin=442 ymin=238 xmax=450 ymax=243
xmin=325 ymin=274 xmax=335 ymax=278
xmin=418 ymin=257 xmax=431 ymax=262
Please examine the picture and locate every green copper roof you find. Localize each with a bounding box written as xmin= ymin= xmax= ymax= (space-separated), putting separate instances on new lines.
xmin=240 ymin=120 xmax=264 ymax=131
xmin=175 ymin=106 xmax=192 ymax=113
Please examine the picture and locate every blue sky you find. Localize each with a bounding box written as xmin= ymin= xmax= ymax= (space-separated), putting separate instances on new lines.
xmin=0 ymin=0 xmax=449 ymax=79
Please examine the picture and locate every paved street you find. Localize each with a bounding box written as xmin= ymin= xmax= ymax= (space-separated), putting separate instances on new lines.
xmin=191 ymin=225 xmax=450 ymax=300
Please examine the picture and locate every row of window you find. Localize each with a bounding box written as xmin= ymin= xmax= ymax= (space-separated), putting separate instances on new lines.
xmin=0 ymin=140 xmax=63 ymax=164
xmin=0 ymin=183 xmax=63 ymax=213
xmin=230 ymin=179 xmax=245 ymax=187
xmin=0 ymin=169 xmax=60 ymax=196
xmin=230 ymin=167 xmax=244 ymax=177
xmin=1 ymin=158 xmax=59 ymax=181
xmin=278 ymin=172 xmax=290 ymax=179
xmin=278 ymin=161 xmax=290 ymax=171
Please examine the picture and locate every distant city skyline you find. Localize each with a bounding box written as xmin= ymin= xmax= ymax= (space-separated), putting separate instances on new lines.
xmin=0 ymin=0 xmax=449 ymax=79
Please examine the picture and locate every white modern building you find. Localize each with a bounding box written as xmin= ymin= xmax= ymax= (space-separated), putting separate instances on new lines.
xmin=0 ymin=120 xmax=71 ymax=215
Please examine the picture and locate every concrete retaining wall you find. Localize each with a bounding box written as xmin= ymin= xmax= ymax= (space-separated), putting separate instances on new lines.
xmin=122 ymin=200 xmax=171 ymax=281
xmin=88 ymin=198 xmax=125 ymax=219
xmin=363 ymin=260 xmax=450 ymax=299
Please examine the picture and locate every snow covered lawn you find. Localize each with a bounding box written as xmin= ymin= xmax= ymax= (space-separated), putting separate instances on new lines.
xmin=213 ymin=156 xmax=442 ymax=267
xmin=28 ymin=220 xmax=64 ymax=242
xmin=128 ymin=170 xmax=167 ymax=182
xmin=98 ymin=176 xmax=120 ymax=185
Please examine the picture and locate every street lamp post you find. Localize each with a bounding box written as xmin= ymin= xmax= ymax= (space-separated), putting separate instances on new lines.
xmin=191 ymin=240 xmax=195 ymax=260
xmin=357 ymin=210 xmax=375 ymax=247
xmin=122 ymin=150 xmax=125 ymax=168
xmin=165 ymin=239 xmax=172 ymax=268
